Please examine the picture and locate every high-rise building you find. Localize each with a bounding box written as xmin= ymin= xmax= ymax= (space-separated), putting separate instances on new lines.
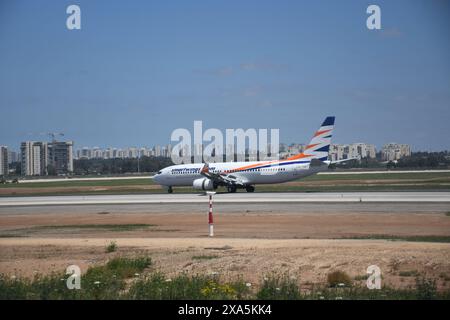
xmin=0 ymin=146 xmax=8 ymax=176
xmin=7 ymin=150 xmax=18 ymax=164
xmin=381 ymin=143 xmax=411 ymax=161
xmin=47 ymin=141 xmax=74 ymax=174
xmin=21 ymin=141 xmax=47 ymax=176
xmin=329 ymin=143 xmax=376 ymax=161
xmin=21 ymin=141 xmax=73 ymax=176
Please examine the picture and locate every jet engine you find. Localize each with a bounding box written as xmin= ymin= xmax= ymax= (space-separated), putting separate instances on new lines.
xmin=192 ymin=178 xmax=215 ymax=191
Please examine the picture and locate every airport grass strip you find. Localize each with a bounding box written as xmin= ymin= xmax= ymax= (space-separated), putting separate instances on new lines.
xmin=1 ymin=257 xmax=449 ymax=300
xmin=341 ymin=234 xmax=450 ymax=243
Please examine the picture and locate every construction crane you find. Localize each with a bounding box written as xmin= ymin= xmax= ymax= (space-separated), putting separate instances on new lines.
xmin=48 ymin=132 xmax=64 ymax=142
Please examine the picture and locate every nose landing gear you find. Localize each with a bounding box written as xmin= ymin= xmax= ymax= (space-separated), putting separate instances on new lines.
xmin=245 ymin=185 xmax=255 ymax=193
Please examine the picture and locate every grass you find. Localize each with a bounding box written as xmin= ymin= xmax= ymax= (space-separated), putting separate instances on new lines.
xmin=0 ymin=171 xmax=448 ymax=196
xmin=446 ymin=212 xmax=450 ymax=217
xmin=341 ymin=234 xmax=450 ymax=243
xmin=399 ymin=270 xmax=420 ymax=277
xmin=0 ymin=178 xmax=154 ymax=189
xmin=257 ymin=273 xmax=301 ymax=300
xmin=0 ymin=224 xmax=157 ymax=238
xmin=105 ymin=241 xmax=117 ymax=253
xmin=34 ymin=224 xmax=155 ymax=231
xmin=1 ymin=258 xmax=449 ymax=300
xmin=192 ymin=255 xmax=219 ymax=260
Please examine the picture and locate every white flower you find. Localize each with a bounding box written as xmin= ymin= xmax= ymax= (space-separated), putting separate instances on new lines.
xmin=165 ymin=278 xmax=172 ymax=282
xmin=275 ymin=287 xmax=280 ymax=291
xmin=134 ymin=273 xmax=140 ymax=277
xmin=335 ymin=296 xmax=343 ymax=300
xmin=245 ymin=283 xmax=252 ymax=287
xmin=94 ymin=281 xmax=101 ymax=285
xmin=338 ymin=283 xmax=346 ymax=287
xmin=319 ymin=296 xmax=325 ymax=300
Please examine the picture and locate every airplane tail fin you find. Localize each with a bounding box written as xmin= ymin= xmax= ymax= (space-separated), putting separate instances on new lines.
xmin=287 ymin=116 xmax=335 ymax=162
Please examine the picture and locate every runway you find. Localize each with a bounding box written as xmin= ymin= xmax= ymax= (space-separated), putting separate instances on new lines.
xmin=0 ymin=192 xmax=449 ymax=207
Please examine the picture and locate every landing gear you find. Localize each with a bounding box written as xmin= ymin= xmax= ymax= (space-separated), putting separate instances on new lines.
xmin=227 ymin=185 xmax=237 ymax=193
xmin=167 ymin=186 xmax=173 ymax=194
xmin=245 ymin=185 xmax=255 ymax=193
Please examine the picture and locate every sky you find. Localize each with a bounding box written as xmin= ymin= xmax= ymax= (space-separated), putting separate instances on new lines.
xmin=0 ymin=0 xmax=449 ymax=151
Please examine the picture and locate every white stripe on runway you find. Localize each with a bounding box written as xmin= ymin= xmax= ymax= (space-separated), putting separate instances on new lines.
xmin=0 ymin=192 xmax=449 ymax=207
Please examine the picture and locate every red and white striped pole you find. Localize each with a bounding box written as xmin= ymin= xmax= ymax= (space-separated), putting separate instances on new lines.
xmin=206 ymin=191 xmax=216 ymax=237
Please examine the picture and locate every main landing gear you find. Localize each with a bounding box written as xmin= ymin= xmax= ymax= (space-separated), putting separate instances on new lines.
xmin=167 ymin=186 xmax=173 ymax=193
xmin=226 ymin=185 xmax=255 ymax=193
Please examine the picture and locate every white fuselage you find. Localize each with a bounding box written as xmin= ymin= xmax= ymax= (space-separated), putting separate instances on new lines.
xmin=153 ymin=159 xmax=325 ymax=187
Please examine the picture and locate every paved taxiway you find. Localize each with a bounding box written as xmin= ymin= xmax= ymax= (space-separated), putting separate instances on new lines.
xmin=0 ymin=192 xmax=449 ymax=207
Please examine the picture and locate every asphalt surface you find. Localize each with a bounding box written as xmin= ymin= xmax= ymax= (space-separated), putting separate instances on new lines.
xmin=0 ymin=192 xmax=449 ymax=208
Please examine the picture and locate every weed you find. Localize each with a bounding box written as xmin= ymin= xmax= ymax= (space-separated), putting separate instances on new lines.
xmin=105 ymin=241 xmax=117 ymax=253
xmin=257 ymin=273 xmax=301 ymax=300
xmin=192 ymin=255 xmax=219 ymax=260
xmin=327 ymin=270 xmax=352 ymax=288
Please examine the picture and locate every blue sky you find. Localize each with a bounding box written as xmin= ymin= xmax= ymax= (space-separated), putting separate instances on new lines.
xmin=0 ymin=0 xmax=449 ymax=151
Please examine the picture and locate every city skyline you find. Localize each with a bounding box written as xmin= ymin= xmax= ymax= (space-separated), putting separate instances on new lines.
xmin=1 ymin=1 xmax=449 ymax=150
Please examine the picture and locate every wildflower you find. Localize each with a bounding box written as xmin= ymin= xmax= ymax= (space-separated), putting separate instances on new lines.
xmin=134 ymin=273 xmax=140 ymax=277
xmin=94 ymin=281 xmax=101 ymax=285
xmin=338 ymin=283 xmax=346 ymax=287
xmin=165 ymin=278 xmax=172 ymax=282
xmin=335 ymin=296 xmax=343 ymax=300
xmin=275 ymin=287 xmax=280 ymax=291
xmin=319 ymin=296 xmax=325 ymax=300
xmin=245 ymin=283 xmax=252 ymax=287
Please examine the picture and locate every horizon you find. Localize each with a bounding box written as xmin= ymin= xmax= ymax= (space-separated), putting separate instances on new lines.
xmin=1 ymin=0 xmax=449 ymax=151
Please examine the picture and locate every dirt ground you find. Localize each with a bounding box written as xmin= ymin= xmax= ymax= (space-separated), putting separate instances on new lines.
xmin=1 ymin=209 xmax=450 ymax=291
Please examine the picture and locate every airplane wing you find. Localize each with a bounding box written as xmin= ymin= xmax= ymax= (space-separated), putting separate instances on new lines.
xmin=200 ymin=163 xmax=247 ymax=186
xmin=323 ymin=157 xmax=360 ymax=165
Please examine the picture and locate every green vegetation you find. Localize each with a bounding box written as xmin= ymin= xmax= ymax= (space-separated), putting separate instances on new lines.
xmin=327 ymin=270 xmax=352 ymax=287
xmin=446 ymin=212 xmax=450 ymax=217
xmin=0 ymin=178 xmax=154 ymax=188
xmin=105 ymin=241 xmax=117 ymax=253
xmin=73 ymin=156 xmax=173 ymax=176
xmin=399 ymin=270 xmax=420 ymax=277
xmin=0 ymin=171 xmax=449 ymax=196
xmin=192 ymin=255 xmax=219 ymax=260
xmin=257 ymin=274 xmax=301 ymax=300
xmin=306 ymin=171 xmax=450 ymax=181
xmin=0 ymin=224 xmax=156 ymax=238
xmin=341 ymin=234 xmax=450 ymax=243
xmin=32 ymin=224 xmax=155 ymax=231
xmin=1 ymin=258 xmax=449 ymax=300
xmin=128 ymin=273 xmax=249 ymax=300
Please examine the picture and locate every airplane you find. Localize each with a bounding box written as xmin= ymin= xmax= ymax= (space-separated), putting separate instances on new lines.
xmin=153 ymin=116 xmax=349 ymax=193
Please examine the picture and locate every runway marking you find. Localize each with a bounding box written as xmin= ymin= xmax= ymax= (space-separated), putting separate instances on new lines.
xmin=0 ymin=192 xmax=449 ymax=207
